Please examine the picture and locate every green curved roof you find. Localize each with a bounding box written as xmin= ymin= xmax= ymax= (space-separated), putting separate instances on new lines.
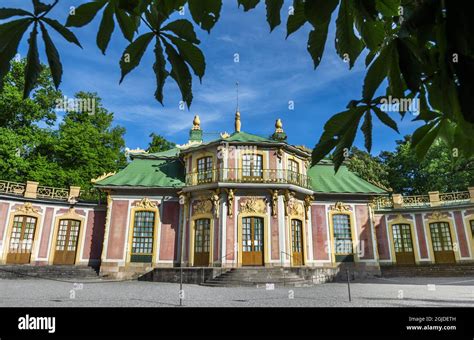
xmin=95 ymin=158 xmax=184 ymax=188
xmin=223 ymin=131 xmax=274 ymax=143
xmin=308 ymin=163 xmax=386 ymax=194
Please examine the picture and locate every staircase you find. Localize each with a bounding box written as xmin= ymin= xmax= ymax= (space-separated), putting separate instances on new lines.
xmin=201 ymin=267 xmax=313 ymax=287
xmin=381 ymin=264 xmax=474 ymax=277
xmin=0 ymin=265 xmax=100 ymax=280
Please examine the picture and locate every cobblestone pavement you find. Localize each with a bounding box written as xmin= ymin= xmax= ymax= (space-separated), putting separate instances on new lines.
xmin=1 ymin=276 xmax=474 ymax=307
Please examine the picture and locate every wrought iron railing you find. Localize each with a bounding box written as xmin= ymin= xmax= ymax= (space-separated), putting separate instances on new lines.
xmin=371 ymin=196 xmax=394 ymax=210
xmin=185 ymin=168 xmax=312 ymax=189
xmin=402 ymin=195 xmax=430 ymax=207
xmin=372 ymin=190 xmax=472 ymax=210
xmin=439 ymin=191 xmax=470 ymax=205
xmin=0 ymin=180 xmax=26 ymax=196
xmin=36 ymin=186 xmax=70 ymax=200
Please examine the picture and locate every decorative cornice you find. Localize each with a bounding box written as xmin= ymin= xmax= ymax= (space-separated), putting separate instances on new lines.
xmin=134 ymin=197 xmax=157 ymax=209
xmin=330 ymin=202 xmax=351 ymax=213
xmin=91 ymin=172 xmax=116 ymax=183
xmin=15 ymin=202 xmax=39 ymax=215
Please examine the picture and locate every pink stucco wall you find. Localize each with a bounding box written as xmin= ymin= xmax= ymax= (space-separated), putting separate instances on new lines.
xmin=0 ymin=202 xmax=10 ymax=242
xmin=106 ymin=200 xmax=129 ymax=260
xmin=82 ymin=210 xmax=106 ymax=261
xmin=453 ymin=211 xmax=470 ymax=258
xmin=226 ymin=214 xmax=234 ymax=261
xmin=311 ymin=205 xmax=329 ymax=261
xmin=374 ymin=214 xmax=390 ymax=260
xmin=38 ymin=207 xmax=54 ymax=258
xmin=415 ymin=213 xmax=429 ymax=259
xmin=355 ymin=205 xmax=374 ymax=260
xmin=160 ymin=202 xmax=179 ymax=261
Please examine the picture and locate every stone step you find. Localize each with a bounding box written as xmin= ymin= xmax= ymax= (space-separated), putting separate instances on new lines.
xmin=201 ymin=267 xmax=314 ymax=287
xmin=0 ymin=265 xmax=99 ymax=280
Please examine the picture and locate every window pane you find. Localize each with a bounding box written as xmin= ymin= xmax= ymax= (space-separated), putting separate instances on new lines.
xmin=132 ymin=211 xmax=155 ymax=254
xmin=333 ymin=214 xmax=352 ymax=254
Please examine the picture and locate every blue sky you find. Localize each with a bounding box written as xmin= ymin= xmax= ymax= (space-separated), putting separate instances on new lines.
xmin=5 ymin=0 xmax=423 ymax=154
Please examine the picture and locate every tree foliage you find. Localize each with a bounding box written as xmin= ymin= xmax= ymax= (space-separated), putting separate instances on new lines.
xmin=0 ymin=60 xmax=127 ymax=192
xmin=1 ymin=0 xmax=473 ymax=171
xmin=346 ymin=138 xmax=474 ymax=195
xmin=147 ymin=132 xmax=175 ymax=153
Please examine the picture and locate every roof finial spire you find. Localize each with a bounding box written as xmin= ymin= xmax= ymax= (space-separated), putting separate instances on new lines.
xmin=236 ymin=81 xmax=239 ymax=112
xmin=235 ymin=81 xmax=241 ymax=132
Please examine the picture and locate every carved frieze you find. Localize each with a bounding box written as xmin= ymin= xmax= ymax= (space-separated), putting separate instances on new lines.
xmin=192 ymin=199 xmax=213 ymax=215
xmin=15 ymin=202 xmax=39 ymax=215
xmin=239 ymin=197 xmax=267 ymax=214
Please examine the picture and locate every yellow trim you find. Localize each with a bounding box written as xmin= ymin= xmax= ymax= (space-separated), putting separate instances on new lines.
xmin=328 ymin=209 xmax=359 ymax=264
xmin=189 ymin=213 xmax=214 ymax=266
xmin=288 ymin=217 xmax=307 ymax=266
xmin=48 ymin=210 xmax=86 ymax=265
xmin=1 ymin=206 xmax=42 ymax=264
xmin=464 ymin=215 xmax=474 ymax=258
xmin=126 ymin=206 xmax=160 ymax=264
xmin=239 ymin=149 xmax=268 ymax=181
xmin=425 ymin=214 xmax=460 ymax=263
xmin=237 ymin=212 xmax=269 ymax=267
xmin=387 ymin=216 xmax=420 ymax=265
xmin=189 ymin=151 xmax=215 ymax=185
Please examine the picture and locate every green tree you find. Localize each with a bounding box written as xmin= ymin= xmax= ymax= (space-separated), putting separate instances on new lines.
xmin=1 ymin=0 xmax=473 ymax=170
xmin=54 ymin=92 xmax=127 ymax=190
xmin=380 ymin=136 xmax=474 ymax=195
xmin=346 ymin=146 xmax=391 ymax=191
xmin=147 ymin=132 xmax=175 ymax=153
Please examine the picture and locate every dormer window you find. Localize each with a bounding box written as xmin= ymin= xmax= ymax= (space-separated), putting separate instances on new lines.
xmin=197 ymin=156 xmax=213 ymax=183
xmin=242 ymin=154 xmax=263 ymax=179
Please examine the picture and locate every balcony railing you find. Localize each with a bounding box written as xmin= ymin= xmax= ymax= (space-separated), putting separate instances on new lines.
xmin=372 ymin=189 xmax=473 ymax=210
xmin=185 ymin=168 xmax=312 ymax=189
xmin=0 ymin=180 xmax=26 ymax=196
xmin=37 ymin=185 xmax=70 ymax=200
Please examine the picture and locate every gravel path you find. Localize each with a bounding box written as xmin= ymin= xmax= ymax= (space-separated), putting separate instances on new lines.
xmin=1 ymin=276 xmax=474 ymax=307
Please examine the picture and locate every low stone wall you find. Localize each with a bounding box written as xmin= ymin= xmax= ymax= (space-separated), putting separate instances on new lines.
xmin=138 ymin=267 xmax=224 ymax=284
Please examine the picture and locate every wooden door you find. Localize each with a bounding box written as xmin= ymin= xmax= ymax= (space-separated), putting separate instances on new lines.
xmin=242 ymin=217 xmax=264 ymax=266
xmin=291 ymin=219 xmax=304 ymax=266
xmin=53 ymin=219 xmax=81 ymax=265
xmin=429 ymin=222 xmax=456 ymax=264
xmin=6 ymin=216 xmax=37 ymax=264
xmin=194 ymin=219 xmax=210 ymax=266
xmin=392 ymin=224 xmax=415 ymax=265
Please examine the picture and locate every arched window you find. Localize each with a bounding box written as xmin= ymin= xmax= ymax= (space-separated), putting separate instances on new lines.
xmin=54 ymin=219 xmax=81 ymax=265
xmin=332 ymin=214 xmax=353 ymax=262
xmin=7 ymin=215 xmax=38 ymax=264
xmin=288 ymin=159 xmax=299 ymax=184
xmin=131 ymin=211 xmax=155 ymax=263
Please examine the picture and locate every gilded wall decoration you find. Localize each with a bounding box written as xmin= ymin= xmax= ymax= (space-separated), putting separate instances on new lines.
xmin=192 ymin=199 xmax=213 ymax=215
xmin=239 ymin=197 xmax=267 ymax=214
xmin=210 ymin=190 xmax=220 ymax=216
xmin=288 ymin=199 xmax=304 ymax=217
xmin=304 ymin=195 xmax=313 ymax=220
xmin=271 ymin=189 xmax=278 ymax=217
xmin=226 ymin=189 xmax=235 ymax=217
xmin=15 ymin=202 xmax=39 ymax=214
xmin=135 ymin=197 xmax=157 ymax=209
xmin=330 ymin=202 xmax=351 ymax=212
xmin=429 ymin=211 xmax=449 ymax=220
